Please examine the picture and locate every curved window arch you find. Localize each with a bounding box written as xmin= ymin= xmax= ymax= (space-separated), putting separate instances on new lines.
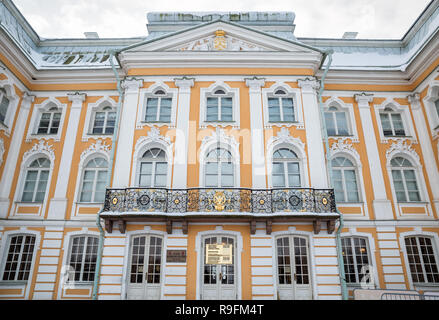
xmin=331 ymin=156 xmax=360 ymax=202
xmin=204 ymin=148 xmax=234 ymax=187
xmin=92 ymin=105 xmax=116 ymax=134
xmin=272 ymin=148 xmax=301 ymax=188
xmin=324 ymin=105 xmax=349 ymax=136
xmin=268 ymin=88 xmax=295 ymax=122
xmin=145 ymin=89 xmax=172 ymax=123
xmin=0 ymin=87 xmax=10 ymax=125
xmin=390 ymin=156 xmax=420 ymax=202
xmin=379 ymin=106 xmax=405 ymax=136
xmin=79 ymin=157 xmax=108 ymax=203
xmin=139 ymin=148 xmax=167 ymax=187
xmin=206 ymin=88 xmax=233 ymax=122
xmin=21 ymin=157 xmax=50 ymax=202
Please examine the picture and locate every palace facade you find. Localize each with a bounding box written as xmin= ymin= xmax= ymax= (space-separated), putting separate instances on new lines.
xmin=0 ymin=0 xmax=438 ymax=300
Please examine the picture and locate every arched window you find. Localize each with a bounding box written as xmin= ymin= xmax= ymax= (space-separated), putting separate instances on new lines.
xmin=205 ymin=148 xmax=234 ymax=187
xmin=331 ymin=156 xmax=360 ymax=202
xmin=206 ymin=89 xmax=233 ymax=122
xmin=139 ymin=148 xmax=167 ymax=187
xmin=37 ymin=105 xmax=61 ymax=135
xmin=0 ymin=87 xmax=10 ymax=125
xmin=272 ymin=148 xmax=300 ymax=188
xmin=92 ymin=106 xmax=116 ymax=134
xmin=390 ymin=156 xmax=420 ymax=202
xmin=379 ymin=106 xmax=405 ymax=136
xmin=404 ymin=236 xmax=439 ymax=284
xmin=341 ymin=236 xmax=371 ymax=284
xmin=21 ymin=158 xmax=50 ymax=202
xmin=324 ymin=105 xmax=349 ymax=136
xmin=79 ymin=157 xmax=108 ymax=203
xmin=268 ymin=89 xmax=295 ymax=122
xmin=145 ymin=89 xmax=172 ymax=123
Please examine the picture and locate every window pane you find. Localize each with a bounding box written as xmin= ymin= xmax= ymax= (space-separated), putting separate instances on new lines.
xmin=282 ymin=98 xmax=294 ymax=122
xmin=145 ymin=98 xmax=158 ymax=121
xmin=391 ymin=113 xmax=405 ymax=136
xmin=205 ymin=174 xmax=218 ymax=187
xmin=268 ymin=98 xmax=281 ymax=122
xmin=0 ymin=95 xmax=9 ymax=123
xmin=206 ymin=98 xmax=219 ymax=121
xmin=325 ymin=112 xmax=336 ymax=136
xmin=159 ymin=98 xmax=172 ymax=122
xmin=380 ymin=113 xmax=392 ymax=136
xmin=272 ymin=174 xmax=285 ymax=188
xmin=335 ymin=112 xmax=349 ymax=135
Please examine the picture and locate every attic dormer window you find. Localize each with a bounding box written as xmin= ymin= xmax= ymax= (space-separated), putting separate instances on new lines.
xmin=206 ymin=88 xmax=233 ymax=122
xmin=268 ymin=88 xmax=295 ymax=122
xmin=145 ymin=89 xmax=172 ymax=123
xmin=37 ymin=106 xmax=61 ymax=134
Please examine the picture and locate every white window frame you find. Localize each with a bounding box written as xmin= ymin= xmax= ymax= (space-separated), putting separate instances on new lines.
xmin=262 ymin=82 xmax=304 ymax=129
xmin=0 ymin=80 xmax=20 ymax=136
xmin=137 ymin=148 xmax=168 ymax=188
xmin=323 ymin=97 xmax=358 ymax=141
xmin=423 ymin=80 xmax=439 ymax=139
xmin=78 ymin=156 xmax=109 ymax=203
xmin=0 ymin=230 xmax=41 ymax=299
xmin=20 ymin=157 xmax=51 ymax=203
xmin=331 ymin=156 xmax=361 ymax=203
xmin=200 ymin=81 xmax=240 ymax=129
xmin=82 ymin=96 xmax=117 ymax=141
xmin=204 ymin=147 xmax=235 ymax=188
xmin=390 ymin=156 xmax=421 ymax=203
xmin=26 ymin=98 xmax=67 ymax=142
xmin=271 ymin=148 xmax=301 ymax=188
xmin=137 ymin=81 xmax=178 ymax=129
xmin=374 ymin=99 xmax=416 ymax=144
xmin=399 ymin=231 xmax=439 ymax=291
xmin=65 ymin=235 xmax=99 ymax=283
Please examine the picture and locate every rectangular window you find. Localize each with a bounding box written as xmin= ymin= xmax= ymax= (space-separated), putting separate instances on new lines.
xmin=405 ymin=236 xmax=439 ymax=284
xmin=2 ymin=235 xmax=36 ymax=281
xmin=0 ymin=95 xmax=9 ymax=124
xmin=37 ymin=112 xmax=61 ymax=134
xmin=68 ymin=236 xmax=98 ymax=282
xmin=268 ymin=98 xmax=295 ymax=122
xmin=341 ymin=237 xmax=371 ymax=284
xmin=145 ymin=97 xmax=172 ymax=122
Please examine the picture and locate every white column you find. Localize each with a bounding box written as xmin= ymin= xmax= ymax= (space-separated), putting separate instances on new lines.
xmin=355 ymin=93 xmax=393 ymax=220
xmin=112 ymin=78 xmax=143 ymax=188
xmin=47 ymin=92 xmax=86 ymax=220
xmin=298 ymin=78 xmax=328 ymax=188
xmin=408 ymin=93 xmax=439 ymax=214
xmin=0 ymin=92 xmax=34 ymax=218
xmin=245 ymin=77 xmax=266 ymax=188
xmin=173 ymin=77 xmax=194 ymax=189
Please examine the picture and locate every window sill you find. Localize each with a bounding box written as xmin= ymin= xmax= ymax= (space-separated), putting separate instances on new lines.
xmin=383 ymin=135 xmax=412 ymax=138
xmin=77 ymin=202 xmax=104 ymax=205
xmin=328 ymin=134 xmax=353 ymax=137
xmin=86 ymin=133 xmax=112 ymax=136
xmin=397 ymin=201 xmax=428 ymax=205
xmin=268 ymin=121 xmax=298 ymax=124
xmin=141 ymin=121 xmax=171 ymax=124
xmin=15 ymin=201 xmax=43 ymax=204
xmin=336 ymin=201 xmax=364 ymax=204
xmin=0 ymin=280 xmax=28 ymax=286
xmin=204 ymin=121 xmax=236 ymax=123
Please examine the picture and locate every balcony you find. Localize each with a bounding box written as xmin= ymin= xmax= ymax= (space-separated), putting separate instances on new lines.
xmin=101 ymin=187 xmax=339 ymax=235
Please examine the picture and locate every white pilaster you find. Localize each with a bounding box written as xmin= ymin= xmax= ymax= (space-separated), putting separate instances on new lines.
xmin=47 ymin=92 xmax=86 ymax=220
xmin=408 ymin=93 xmax=439 ymax=214
xmin=298 ymin=78 xmax=328 ymax=188
xmin=172 ymin=77 xmax=194 ymax=189
xmin=112 ymin=78 xmax=143 ymax=188
xmin=245 ymin=77 xmax=266 ymax=188
xmin=355 ymin=93 xmax=393 ymax=220
xmin=0 ymin=92 xmax=34 ymax=218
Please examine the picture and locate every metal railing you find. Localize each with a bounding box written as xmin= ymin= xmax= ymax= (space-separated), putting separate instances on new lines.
xmin=381 ymin=292 xmax=439 ymax=300
xmin=103 ymin=187 xmax=337 ymax=214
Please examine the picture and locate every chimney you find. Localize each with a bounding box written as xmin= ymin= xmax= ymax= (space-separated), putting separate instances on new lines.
xmin=84 ymin=32 xmax=100 ymax=39
xmin=342 ymin=32 xmax=358 ymax=39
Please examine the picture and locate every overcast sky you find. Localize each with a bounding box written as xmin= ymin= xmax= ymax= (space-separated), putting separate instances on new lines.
xmin=12 ymin=0 xmax=432 ymax=39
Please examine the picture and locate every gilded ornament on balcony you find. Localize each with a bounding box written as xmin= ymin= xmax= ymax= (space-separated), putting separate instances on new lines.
xmin=112 ymin=197 xmax=118 ymax=205
xmin=322 ymin=197 xmax=328 ymax=205
xmin=213 ymin=191 xmax=226 ymax=211
xmin=214 ymin=30 xmax=227 ymax=51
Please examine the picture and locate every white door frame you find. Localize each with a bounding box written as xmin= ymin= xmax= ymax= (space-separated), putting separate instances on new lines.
xmin=121 ymin=228 xmax=167 ymax=300
xmin=271 ymin=229 xmax=318 ymax=300
xmin=195 ymin=227 xmax=243 ymax=300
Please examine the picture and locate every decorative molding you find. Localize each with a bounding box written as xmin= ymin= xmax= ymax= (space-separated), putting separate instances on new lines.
xmin=245 ymin=76 xmax=265 ymax=94
xmin=21 ymin=91 xmax=35 ymax=106
xmin=297 ymin=77 xmax=320 ymax=94
xmin=67 ymin=92 xmax=86 ymax=104
xmin=267 ymin=127 xmax=305 ymax=153
xmin=385 ymin=139 xmax=420 ymax=166
xmin=200 ymin=127 xmax=240 ymax=158
xmin=329 ymin=137 xmax=361 ymax=167
xmin=354 ymin=92 xmax=374 ymax=107
xmin=174 ymin=77 xmax=195 ymax=93
xmin=121 ymin=77 xmax=143 ymax=94
xmin=80 ymin=139 xmax=111 ymax=162
xmin=22 ymin=139 xmax=55 ymax=165
xmin=407 ymin=93 xmax=421 ymax=109
xmin=134 ymin=126 xmax=173 ymax=155
xmin=175 ymin=30 xmax=267 ymax=52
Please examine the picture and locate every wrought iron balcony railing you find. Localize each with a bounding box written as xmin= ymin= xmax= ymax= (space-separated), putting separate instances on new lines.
xmin=103 ymin=187 xmax=336 ymax=214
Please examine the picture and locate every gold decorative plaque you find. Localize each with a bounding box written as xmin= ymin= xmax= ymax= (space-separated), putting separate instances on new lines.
xmin=213 ymin=30 xmax=227 ymax=51
xmin=213 ymin=191 xmax=226 ymax=211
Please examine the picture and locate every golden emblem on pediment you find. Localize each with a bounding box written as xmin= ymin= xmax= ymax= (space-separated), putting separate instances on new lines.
xmin=213 ymin=30 xmax=227 ymax=51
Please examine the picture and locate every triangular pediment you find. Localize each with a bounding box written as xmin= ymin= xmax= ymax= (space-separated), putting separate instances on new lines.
xmin=122 ymin=20 xmax=322 ymax=54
